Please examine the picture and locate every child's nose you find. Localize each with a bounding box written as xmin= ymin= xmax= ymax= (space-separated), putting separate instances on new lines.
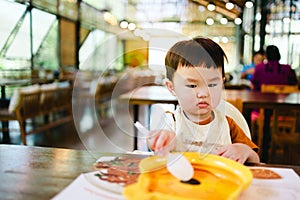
xmin=196 ymin=87 xmax=209 ymax=98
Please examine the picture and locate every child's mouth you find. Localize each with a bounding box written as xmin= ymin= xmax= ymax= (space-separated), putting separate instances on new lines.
xmin=197 ymin=102 xmax=209 ymax=108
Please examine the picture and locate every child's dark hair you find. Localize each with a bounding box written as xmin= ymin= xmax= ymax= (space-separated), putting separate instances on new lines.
xmin=253 ymin=49 xmax=265 ymax=57
xmin=165 ymin=37 xmax=228 ymax=80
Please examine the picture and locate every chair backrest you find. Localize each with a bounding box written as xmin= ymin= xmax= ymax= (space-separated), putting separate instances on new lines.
xmin=18 ymin=90 xmax=41 ymax=119
xmin=55 ymin=86 xmax=72 ymax=111
xmin=219 ymin=100 xmax=251 ymax=139
xmin=40 ymin=83 xmax=57 ymax=114
xmin=224 ymin=97 xmax=243 ymax=113
xmin=261 ymin=84 xmax=298 ymax=139
xmin=261 ymin=84 xmax=298 ymax=94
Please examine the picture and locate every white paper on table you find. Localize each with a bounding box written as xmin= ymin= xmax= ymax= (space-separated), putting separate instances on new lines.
xmin=53 ymin=154 xmax=152 ymax=200
xmin=53 ymin=161 xmax=300 ymax=200
xmin=52 ymin=171 xmax=124 ymax=200
xmin=239 ymin=167 xmax=300 ymax=200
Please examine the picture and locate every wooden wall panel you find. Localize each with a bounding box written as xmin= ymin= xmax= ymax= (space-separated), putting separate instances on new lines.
xmin=60 ymin=19 xmax=76 ymax=67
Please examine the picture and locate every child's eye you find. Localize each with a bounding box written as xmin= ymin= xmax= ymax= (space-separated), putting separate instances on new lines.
xmin=186 ymin=84 xmax=197 ymax=88
xmin=208 ymin=83 xmax=217 ymax=87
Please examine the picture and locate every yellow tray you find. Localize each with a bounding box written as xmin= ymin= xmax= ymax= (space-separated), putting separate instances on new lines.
xmin=123 ymin=152 xmax=253 ymax=200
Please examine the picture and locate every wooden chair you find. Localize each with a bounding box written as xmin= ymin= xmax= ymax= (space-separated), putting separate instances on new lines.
xmin=54 ymin=86 xmax=72 ymax=115
xmin=0 ymin=83 xmax=73 ymax=145
xmin=40 ymin=86 xmax=57 ymax=122
xmin=0 ymin=84 xmax=41 ymax=144
xmin=0 ymin=103 xmax=18 ymax=143
xmin=269 ymin=108 xmax=300 ymax=164
xmin=280 ymin=133 xmax=300 ymax=165
xmin=95 ymin=80 xmax=117 ymax=118
xmin=258 ymin=84 xmax=299 ymax=163
xmin=225 ymin=97 xmax=243 ymax=113
xmin=261 ymin=84 xmax=298 ymax=93
xmin=1 ymin=89 xmax=41 ymax=145
xmin=17 ymin=90 xmax=42 ymax=144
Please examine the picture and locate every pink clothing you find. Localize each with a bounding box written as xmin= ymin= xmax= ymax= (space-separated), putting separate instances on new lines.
xmin=251 ymin=61 xmax=297 ymax=91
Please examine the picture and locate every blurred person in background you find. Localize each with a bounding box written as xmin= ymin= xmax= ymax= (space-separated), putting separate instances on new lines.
xmin=240 ymin=50 xmax=265 ymax=81
xmin=251 ymin=45 xmax=298 ymax=91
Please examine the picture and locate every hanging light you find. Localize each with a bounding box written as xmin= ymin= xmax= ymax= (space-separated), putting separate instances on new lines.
xmin=245 ymin=1 xmax=254 ymax=9
xmin=221 ymin=37 xmax=229 ymax=43
xmin=234 ymin=18 xmax=242 ymax=25
xmin=255 ymin=12 xmax=261 ymax=21
xmin=206 ymin=18 xmax=214 ymax=25
xmin=207 ymin=3 xmax=216 ymax=11
xmin=128 ymin=22 xmax=136 ymax=30
xmin=120 ymin=20 xmax=129 ymax=29
xmin=220 ymin=17 xmax=228 ymax=25
xmin=213 ymin=37 xmax=220 ymax=43
xmin=103 ymin=11 xmax=117 ymax=26
xmin=225 ymin=2 xmax=234 ymax=10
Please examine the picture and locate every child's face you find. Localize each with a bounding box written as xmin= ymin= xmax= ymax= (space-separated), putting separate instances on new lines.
xmin=253 ymin=53 xmax=265 ymax=66
xmin=166 ymin=66 xmax=224 ymax=123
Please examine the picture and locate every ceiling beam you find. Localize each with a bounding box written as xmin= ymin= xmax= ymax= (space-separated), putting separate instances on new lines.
xmin=191 ymin=0 xmax=241 ymax=19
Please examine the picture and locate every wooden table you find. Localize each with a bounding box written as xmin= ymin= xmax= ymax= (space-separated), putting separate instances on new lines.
xmin=0 ymin=78 xmax=55 ymax=100
xmin=225 ymin=90 xmax=300 ymax=162
xmin=0 ymin=144 xmax=299 ymax=199
xmin=0 ymin=79 xmax=32 ymax=100
xmin=120 ymin=86 xmax=177 ymax=150
xmin=120 ymin=86 xmax=300 ymax=162
xmin=0 ymin=145 xmax=99 ymax=200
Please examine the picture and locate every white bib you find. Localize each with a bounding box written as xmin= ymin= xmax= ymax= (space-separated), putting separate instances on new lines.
xmin=174 ymin=106 xmax=231 ymax=154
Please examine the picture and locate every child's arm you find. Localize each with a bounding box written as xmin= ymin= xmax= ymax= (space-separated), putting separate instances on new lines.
xmin=223 ymin=116 xmax=260 ymax=163
xmin=148 ymin=130 xmax=176 ymax=156
xmin=216 ymin=143 xmax=260 ymax=164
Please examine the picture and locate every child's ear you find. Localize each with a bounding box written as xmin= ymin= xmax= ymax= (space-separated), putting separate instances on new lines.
xmin=165 ymin=79 xmax=176 ymax=96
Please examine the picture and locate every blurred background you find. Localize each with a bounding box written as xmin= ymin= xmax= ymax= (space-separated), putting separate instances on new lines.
xmin=1 ymin=0 xmax=300 ymax=164
xmin=1 ymin=0 xmax=300 ymax=85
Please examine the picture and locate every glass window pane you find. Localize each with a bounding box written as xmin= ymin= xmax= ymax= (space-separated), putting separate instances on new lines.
xmin=6 ymin=7 xmax=56 ymax=60
xmin=0 ymin=1 xmax=26 ymax=51
xmin=33 ymin=20 xmax=59 ymax=70
xmin=289 ymin=35 xmax=300 ymax=70
xmin=79 ymin=29 xmax=106 ymax=70
xmin=6 ymin=10 xmax=31 ymax=59
xmin=79 ymin=30 xmax=123 ymax=71
xmin=32 ymin=8 xmax=56 ymax=54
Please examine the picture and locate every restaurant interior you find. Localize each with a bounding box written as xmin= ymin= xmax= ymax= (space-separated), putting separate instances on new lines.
xmin=1 ymin=0 xmax=300 ymax=160
xmin=1 ymin=0 xmax=300 ymax=199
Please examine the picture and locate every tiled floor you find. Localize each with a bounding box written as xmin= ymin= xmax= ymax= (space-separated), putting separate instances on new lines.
xmin=1 ymin=102 xmax=152 ymax=153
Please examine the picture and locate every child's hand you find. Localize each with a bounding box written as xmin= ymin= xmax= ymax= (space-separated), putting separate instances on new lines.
xmin=216 ymin=143 xmax=259 ymax=164
xmin=147 ymin=130 xmax=176 ymax=156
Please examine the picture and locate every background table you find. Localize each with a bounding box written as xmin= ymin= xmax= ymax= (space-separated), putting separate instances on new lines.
xmin=120 ymin=86 xmax=300 ymax=162
xmin=120 ymin=86 xmax=177 ymax=150
xmin=225 ymin=90 xmax=300 ymax=162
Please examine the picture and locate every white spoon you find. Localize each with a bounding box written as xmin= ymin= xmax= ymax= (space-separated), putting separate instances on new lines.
xmin=134 ymin=121 xmax=194 ymax=181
